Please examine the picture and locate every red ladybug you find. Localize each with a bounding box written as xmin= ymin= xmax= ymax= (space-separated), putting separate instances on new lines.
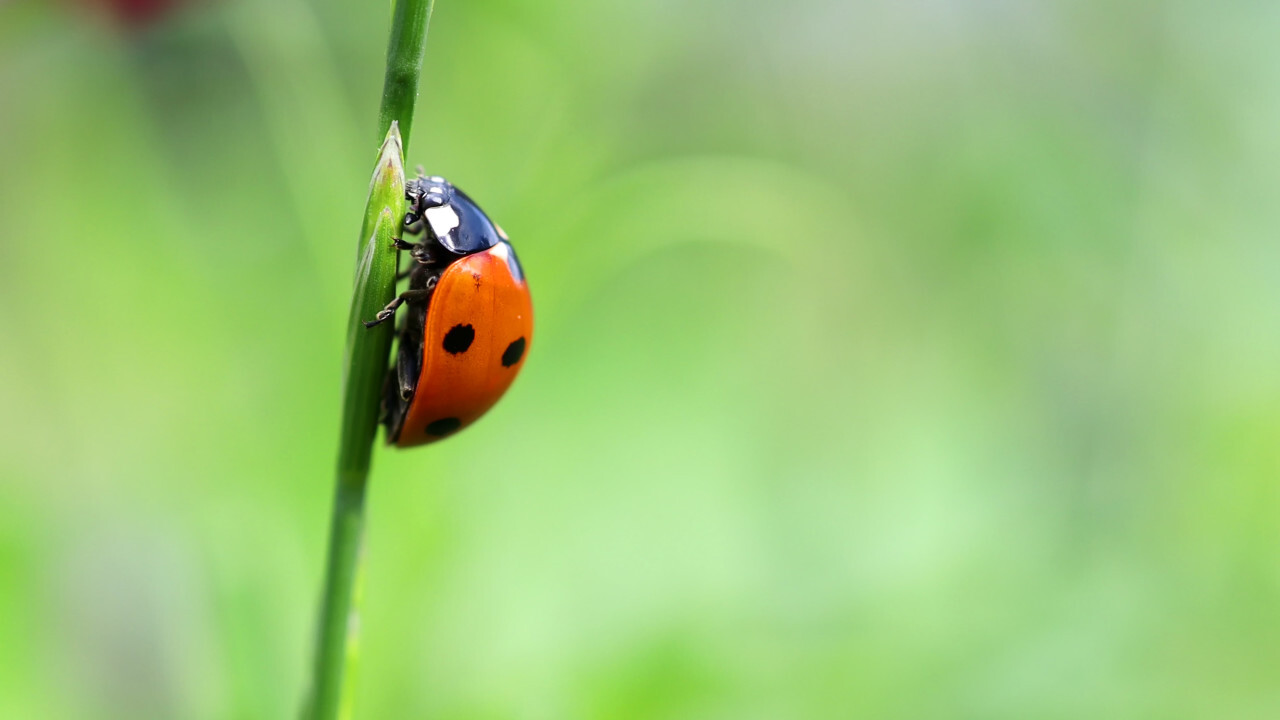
xmin=365 ymin=173 xmax=532 ymax=447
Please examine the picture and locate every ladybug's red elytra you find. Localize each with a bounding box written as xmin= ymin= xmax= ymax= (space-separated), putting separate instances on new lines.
xmin=364 ymin=171 xmax=532 ymax=447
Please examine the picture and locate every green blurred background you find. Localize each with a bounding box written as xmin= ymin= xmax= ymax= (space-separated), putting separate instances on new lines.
xmin=2 ymin=0 xmax=1278 ymax=717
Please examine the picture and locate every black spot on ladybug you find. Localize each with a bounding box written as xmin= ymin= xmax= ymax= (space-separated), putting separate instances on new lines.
xmin=425 ymin=417 xmax=461 ymax=436
xmin=442 ymin=324 xmax=475 ymax=354
xmin=501 ymin=337 xmax=526 ymax=367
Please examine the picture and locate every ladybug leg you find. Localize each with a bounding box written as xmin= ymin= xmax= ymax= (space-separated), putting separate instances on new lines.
xmin=392 ymin=239 xmax=417 ymax=280
xmin=363 ymin=298 xmax=404 ymax=328
xmin=389 ymin=237 xmax=438 ymax=267
xmin=362 ymin=283 xmax=436 ymax=329
xmin=362 ymin=288 xmax=430 ymax=328
xmin=396 ymin=258 xmax=436 ymax=280
xmin=410 ymin=245 xmax=437 ymax=266
xmin=396 ymin=341 xmax=419 ymax=401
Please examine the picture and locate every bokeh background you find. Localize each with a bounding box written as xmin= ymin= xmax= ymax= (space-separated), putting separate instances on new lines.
xmin=3 ymin=0 xmax=1279 ymax=717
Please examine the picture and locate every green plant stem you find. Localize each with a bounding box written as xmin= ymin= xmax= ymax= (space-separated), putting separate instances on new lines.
xmin=307 ymin=2 xmax=433 ymax=718
xmin=378 ymin=0 xmax=434 ymax=159
xmin=309 ymin=474 xmax=368 ymax=720
xmin=309 ymin=166 xmax=404 ymax=720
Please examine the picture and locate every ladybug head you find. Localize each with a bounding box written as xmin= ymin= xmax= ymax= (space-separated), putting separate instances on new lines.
xmin=409 ymin=175 xmax=502 ymax=256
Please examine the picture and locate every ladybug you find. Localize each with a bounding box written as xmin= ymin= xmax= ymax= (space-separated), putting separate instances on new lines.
xmin=364 ymin=171 xmax=532 ymax=447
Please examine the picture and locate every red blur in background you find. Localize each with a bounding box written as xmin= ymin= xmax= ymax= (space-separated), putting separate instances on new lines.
xmin=79 ymin=0 xmax=181 ymax=27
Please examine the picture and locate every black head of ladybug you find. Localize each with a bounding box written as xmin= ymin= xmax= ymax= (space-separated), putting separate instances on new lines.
xmin=406 ymin=175 xmax=501 ymax=256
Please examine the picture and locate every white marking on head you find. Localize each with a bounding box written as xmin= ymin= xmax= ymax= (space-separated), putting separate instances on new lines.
xmin=424 ymin=205 xmax=460 ymax=239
